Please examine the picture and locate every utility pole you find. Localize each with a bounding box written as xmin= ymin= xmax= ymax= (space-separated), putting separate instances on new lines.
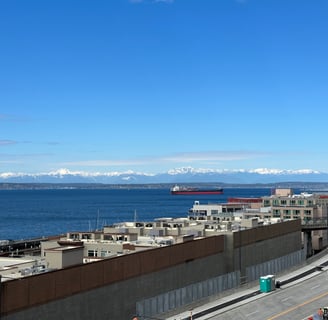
xmin=239 ymin=225 xmax=242 ymax=284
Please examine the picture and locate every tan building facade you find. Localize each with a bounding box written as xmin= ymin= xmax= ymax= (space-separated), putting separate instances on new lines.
xmin=262 ymin=188 xmax=328 ymax=251
xmin=262 ymin=188 xmax=328 ymax=221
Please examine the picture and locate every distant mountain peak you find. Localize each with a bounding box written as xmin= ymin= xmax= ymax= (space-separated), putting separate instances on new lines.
xmin=0 ymin=167 xmax=327 ymax=184
xmin=249 ymin=168 xmax=320 ymax=175
xmin=166 ymin=167 xmax=321 ymax=176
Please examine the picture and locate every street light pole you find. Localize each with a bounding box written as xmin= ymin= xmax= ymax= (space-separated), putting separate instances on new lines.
xmin=239 ymin=225 xmax=242 ymax=284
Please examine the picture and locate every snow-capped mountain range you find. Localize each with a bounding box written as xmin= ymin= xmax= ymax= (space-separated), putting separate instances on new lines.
xmin=0 ymin=167 xmax=328 ymax=184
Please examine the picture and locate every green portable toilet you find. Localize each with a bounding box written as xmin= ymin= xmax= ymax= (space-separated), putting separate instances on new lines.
xmin=259 ymin=276 xmax=271 ymax=292
xmin=267 ymin=275 xmax=276 ymax=291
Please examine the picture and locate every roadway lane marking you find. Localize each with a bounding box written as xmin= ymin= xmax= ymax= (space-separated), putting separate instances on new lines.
xmin=311 ymin=284 xmax=320 ymax=290
xmin=246 ymin=310 xmax=259 ymax=317
xmin=267 ymin=291 xmax=328 ymax=319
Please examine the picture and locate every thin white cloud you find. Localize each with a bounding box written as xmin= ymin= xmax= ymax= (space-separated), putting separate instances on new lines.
xmin=60 ymin=159 xmax=150 ymax=167
xmin=162 ymin=151 xmax=269 ymax=162
xmin=0 ymin=139 xmax=59 ymax=147
xmin=0 ymin=140 xmax=17 ymax=146
xmin=45 ymin=141 xmax=60 ymax=145
xmin=0 ymin=153 xmax=54 ymax=167
xmin=0 ymin=114 xmax=14 ymax=121
xmin=60 ymin=150 xmax=269 ymax=167
xmin=0 ymin=113 xmax=29 ymax=122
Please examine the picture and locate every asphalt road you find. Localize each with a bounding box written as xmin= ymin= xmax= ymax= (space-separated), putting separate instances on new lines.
xmin=204 ymin=269 xmax=328 ymax=320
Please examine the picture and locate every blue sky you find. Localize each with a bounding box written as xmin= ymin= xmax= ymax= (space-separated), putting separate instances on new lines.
xmin=1 ymin=0 xmax=328 ymax=175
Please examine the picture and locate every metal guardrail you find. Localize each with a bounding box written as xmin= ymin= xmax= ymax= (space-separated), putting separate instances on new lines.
xmin=0 ymin=238 xmax=44 ymax=256
xmin=301 ymin=219 xmax=328 ymax=230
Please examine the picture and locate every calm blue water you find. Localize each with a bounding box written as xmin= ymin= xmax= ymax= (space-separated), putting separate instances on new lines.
xmin=0 ymin=187 xmax=290 ymax=241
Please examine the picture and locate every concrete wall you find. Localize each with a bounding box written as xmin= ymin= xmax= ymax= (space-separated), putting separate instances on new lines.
xmin=136 ymin=271 xmax=241 ymax=317
xmin=137 ymin=249 xmax=304 ymax=318
xmin=232 ymin=220 xmax=302 ymax=282
xmin=246 ymin=250 xmax=304 ymax=282
xmin=0 ymin=220 xmax=302 ymax=320
xmin=1 ymin=235 xmax=225 ymax=319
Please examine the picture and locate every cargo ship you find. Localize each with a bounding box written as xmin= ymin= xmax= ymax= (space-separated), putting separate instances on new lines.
xmin=170 ymin=185 xmax=223 ymax=195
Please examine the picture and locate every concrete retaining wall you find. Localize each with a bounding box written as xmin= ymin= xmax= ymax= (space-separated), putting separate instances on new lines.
xmin=136 ymin=271 xmax=240 ymax=318
xmin=137 ymin=249 xmax=304 ymax=319
xmin=0 ymin=220 xmax=302 ymax=320
xmin=246 ymin=249 xmax=305 ymax=282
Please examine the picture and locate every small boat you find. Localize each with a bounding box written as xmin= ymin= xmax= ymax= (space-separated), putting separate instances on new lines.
xmin=170 ymin=185 xmax=223 ymax=195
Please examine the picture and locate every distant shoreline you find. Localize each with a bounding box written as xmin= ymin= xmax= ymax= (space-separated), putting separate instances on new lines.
xmin=1 ymin=182 xmax=328 ymax=190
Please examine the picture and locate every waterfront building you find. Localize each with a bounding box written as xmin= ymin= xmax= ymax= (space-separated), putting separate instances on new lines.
xmin=261 ymin=188 xmax=327 ymax=221
xmin=262 ymin=188 xmax=328 ymax=251
xmin=188 ymin=200 xmax=251 ymax=221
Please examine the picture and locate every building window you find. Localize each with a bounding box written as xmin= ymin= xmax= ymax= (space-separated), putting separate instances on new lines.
xmin=293 ymin=210 xmax=300 ymax=219
xmin=104 ymin=234 xmax=113 ymax=241
xmin=304 ymin=210 xmax=312 ymax=216
xmin=88 ymin=250 xmax=98 ymax=257
xmin=70 ymin=233 xmax=79 ymax=240
xmin=101 ymin=250 xmax=108 ymax=257
xmin=273 ymin=209 xmax=281 ymax=217
xmin=263 ymin=200 xmax=271 ymax=207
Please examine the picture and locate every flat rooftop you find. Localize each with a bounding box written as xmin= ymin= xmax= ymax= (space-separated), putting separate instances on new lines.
xmin=0 ymin=257 xmax=35 ymax=269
